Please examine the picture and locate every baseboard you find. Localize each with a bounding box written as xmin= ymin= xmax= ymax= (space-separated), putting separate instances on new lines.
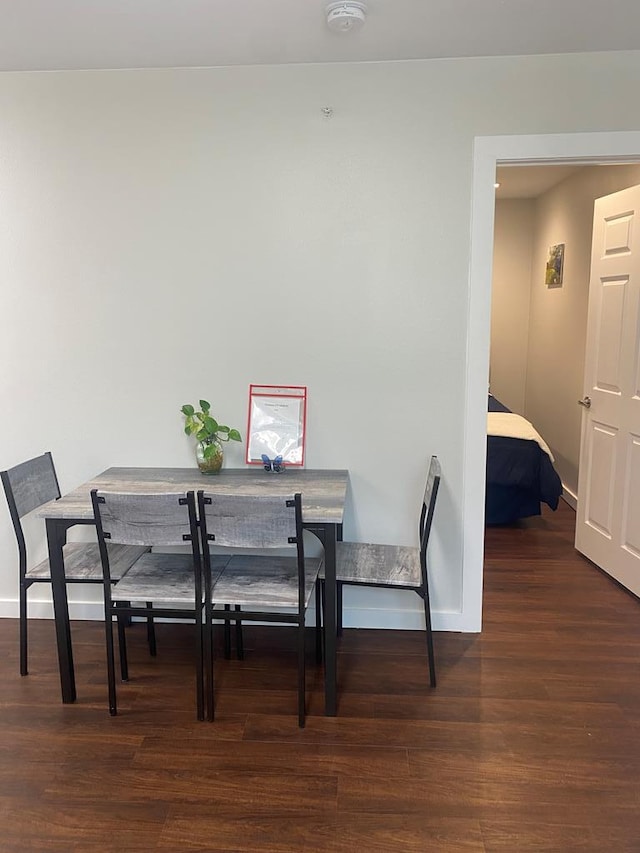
xmin=562 ymin=484 xmax=578 ymax=510
xmin=343 ymin=607 xmax=472 ymax=632
xmin=0 ymin=599 xmax=473 ymax=633
xmin=0 ymin=599 xmax=103 ymax=621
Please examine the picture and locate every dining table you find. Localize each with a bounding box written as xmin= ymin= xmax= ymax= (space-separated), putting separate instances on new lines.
xmin=39 ymin=466 xmax=349 ymax=716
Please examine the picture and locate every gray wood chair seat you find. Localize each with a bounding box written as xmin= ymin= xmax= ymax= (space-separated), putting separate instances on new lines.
xmin=198 ymin=491 xmax=323 ymax=727
xmin=25 ymin=542 xmax=147 ymax=581
xmin=1 ymin=452 xmax=149 ymax=676
xmin=320 ymin=455 xmax=441 ymax=688
xmin=91 ymin=489 xmax=208 ymax=719
xmin=328 ymin=542 xmax=421 ymax=587
xmin=112 ymin=552 xmax=230 ymax=604
xmin=212 ymin=553 xmax=323 ymax=609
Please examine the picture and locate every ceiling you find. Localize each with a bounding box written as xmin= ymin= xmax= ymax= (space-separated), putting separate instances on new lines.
xmin=2 ymin=0 xmax=640 ymax=72
xmin=495 ymin=165 xmax=586 ymax=199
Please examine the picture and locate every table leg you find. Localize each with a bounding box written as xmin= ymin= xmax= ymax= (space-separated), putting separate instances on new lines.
xmin=322 ymin=525 xmax=337 ymax=716
xmin=46 ymin=518 xmax=76 ymax=703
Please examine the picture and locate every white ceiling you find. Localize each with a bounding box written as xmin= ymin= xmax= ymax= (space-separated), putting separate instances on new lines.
xmin=2 ymin=0 xmax=640 ymax=72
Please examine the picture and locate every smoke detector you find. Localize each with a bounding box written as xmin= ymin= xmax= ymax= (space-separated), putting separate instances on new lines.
xmin=326 ymin=2 xmax=367 ymax=33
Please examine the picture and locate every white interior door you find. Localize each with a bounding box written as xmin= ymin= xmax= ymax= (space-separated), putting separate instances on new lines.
xmin=576 ymin=184 xmax=640 ymax=596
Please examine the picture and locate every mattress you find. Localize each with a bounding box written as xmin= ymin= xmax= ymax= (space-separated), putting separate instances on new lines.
xmin=486 ymin=395 xmax=563 ymax=524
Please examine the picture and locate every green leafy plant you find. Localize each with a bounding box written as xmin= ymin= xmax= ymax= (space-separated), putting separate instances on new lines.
xmin=180 ymin=399 xmax=242 ymax=460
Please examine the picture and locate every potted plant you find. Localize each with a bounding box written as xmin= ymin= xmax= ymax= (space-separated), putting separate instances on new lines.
xmin=181 ymin=399 xmax=242 ymax=474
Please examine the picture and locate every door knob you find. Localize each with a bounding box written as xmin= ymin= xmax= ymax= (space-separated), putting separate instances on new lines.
xmin=578 ymin=396 xmax=592 ymax=408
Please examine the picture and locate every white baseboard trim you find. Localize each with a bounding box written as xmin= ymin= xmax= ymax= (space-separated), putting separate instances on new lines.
xmin=0 ymin=599 xmax=473 ymax=633
xmin=341 ymin=606 xmax=472 ymax=632
xmin=0 ymin=599 xmax=103 ymax=621
xmin=562 ymin=484 xmax=578 ymax=510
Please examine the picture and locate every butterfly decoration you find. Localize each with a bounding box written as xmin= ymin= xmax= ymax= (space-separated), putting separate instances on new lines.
xmin=261 ymin=454 xmax=285 ymax=473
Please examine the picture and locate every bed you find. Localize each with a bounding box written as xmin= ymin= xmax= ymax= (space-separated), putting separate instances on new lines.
xmin=486 ymin=394 xmax=563 ymax=524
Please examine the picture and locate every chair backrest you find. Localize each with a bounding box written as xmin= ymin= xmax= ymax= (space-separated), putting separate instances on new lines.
xmin=1 ymin=452 xmax=61 ymax=577
xmin=1 ymin=452 xmax=60 ymax=521
xmin=91 ymin=490 xmax=199 ymax=547
xmin=197 ymin=492 xmax=304 ymax=550
xmin=197 ymin=491 xmax=306 ymax=602
xmin=419 ymin=456 xmax=441 ymax=565
xmin=91 ymin=490 xmax=200 ymax=582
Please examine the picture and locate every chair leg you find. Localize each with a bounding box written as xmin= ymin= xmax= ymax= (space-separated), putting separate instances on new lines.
xmin=105 ymin=609 xmax=118 ymax=716
xmin=116 ymin=600 xmax=132 ymax=628
xmin=223 ymin=605 xmax=231 ymax=659
xmin=422 ymin=592 xmax=437 ymax=688
xmin=297 ymin=617 xmax=306 ymax=728
xmin=195 ymin=614 xmax=204 ymax=722
xmin=19 ymin=582 xmax=28 ymax=676
xmin=116 ymin=607 xmax=129 ymax=682
xmin=234 ymin=606 xmax=244 ymax=661
xmin=146 ymin=602 xmax=157 ymax=657
xmin=315 ymin=581 xmax=323 ymax=664
xmin=337 ymin=580 xmax=344 ymax=637
xmin=206 ymin=610 xmax=215 ymax=722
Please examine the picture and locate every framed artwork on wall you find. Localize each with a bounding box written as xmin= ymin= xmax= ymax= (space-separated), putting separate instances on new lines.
xmin=546 ymin=243 xmax=565 ymax=287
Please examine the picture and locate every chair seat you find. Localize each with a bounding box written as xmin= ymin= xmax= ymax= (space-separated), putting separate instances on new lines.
xmin=212 ymin=554 xmax=323 ymax=609
xmin=26 ymin=542 xmax=149 ymax=582
xmin=321 ymin=541 xmax=422 ymax=587
xmin=112 ymin=553 xmax=230 ymax=603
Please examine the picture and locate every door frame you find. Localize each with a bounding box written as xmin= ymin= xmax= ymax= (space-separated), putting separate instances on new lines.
xmin=464 ymin=131 xmax=640 ymax=632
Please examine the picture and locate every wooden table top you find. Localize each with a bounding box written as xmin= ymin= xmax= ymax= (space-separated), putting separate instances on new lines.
xmin=39 ymin=466 xmax=349 ymax=525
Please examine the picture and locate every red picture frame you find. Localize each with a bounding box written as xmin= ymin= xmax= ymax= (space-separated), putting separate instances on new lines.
xmin=245 ymin=385 xmax=307 ymax=467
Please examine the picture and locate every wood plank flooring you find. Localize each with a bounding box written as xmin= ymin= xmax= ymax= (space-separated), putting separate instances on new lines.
xmin=1 ymin=501 xmax=639 ymax=851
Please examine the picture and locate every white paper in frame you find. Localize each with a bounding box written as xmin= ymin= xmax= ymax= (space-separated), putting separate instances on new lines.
xmin=246 ymin=385 xmax=307 ymax=466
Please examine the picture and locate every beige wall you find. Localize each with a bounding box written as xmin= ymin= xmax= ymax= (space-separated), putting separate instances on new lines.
xmin=492 ymin=164 xmax=640 ymax=494
xmin=2 ymin=52 xmax=640 ymax=630
xmin=490 ymin=199 xmax=535 ymax=413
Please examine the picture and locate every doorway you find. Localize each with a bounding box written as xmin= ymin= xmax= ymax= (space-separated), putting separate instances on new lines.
xmin=490 ymin=161 xmax=640 ymax=503
xmin=463 ymin=131 xmax=640 ymax=632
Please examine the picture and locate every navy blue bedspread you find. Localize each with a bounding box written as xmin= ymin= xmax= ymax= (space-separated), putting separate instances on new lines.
xmin=486 ymin=395 xmax=563 ymax=524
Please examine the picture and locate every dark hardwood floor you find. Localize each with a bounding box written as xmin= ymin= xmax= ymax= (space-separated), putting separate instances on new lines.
xmin=1 ymin=500 xmax=639 ymax=851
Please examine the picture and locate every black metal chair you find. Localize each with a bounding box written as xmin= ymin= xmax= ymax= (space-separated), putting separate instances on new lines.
xmin=1 ymin=452 xmax=149 ymax=676
xmin=91 ymin=489 xmax=231 ymax=720
xmin=320 ymin=455 xmax=441 ymax=687
xmin=198 ymin=491 xmax=323 ymax=727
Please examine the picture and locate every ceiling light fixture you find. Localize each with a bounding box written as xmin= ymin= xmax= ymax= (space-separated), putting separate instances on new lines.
xmin=326 ymin=2 xmax=367 ymax=33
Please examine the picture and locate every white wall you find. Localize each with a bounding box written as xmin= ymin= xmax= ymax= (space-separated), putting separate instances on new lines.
xmin=2 ymin=52 xmax=640 ymax=631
